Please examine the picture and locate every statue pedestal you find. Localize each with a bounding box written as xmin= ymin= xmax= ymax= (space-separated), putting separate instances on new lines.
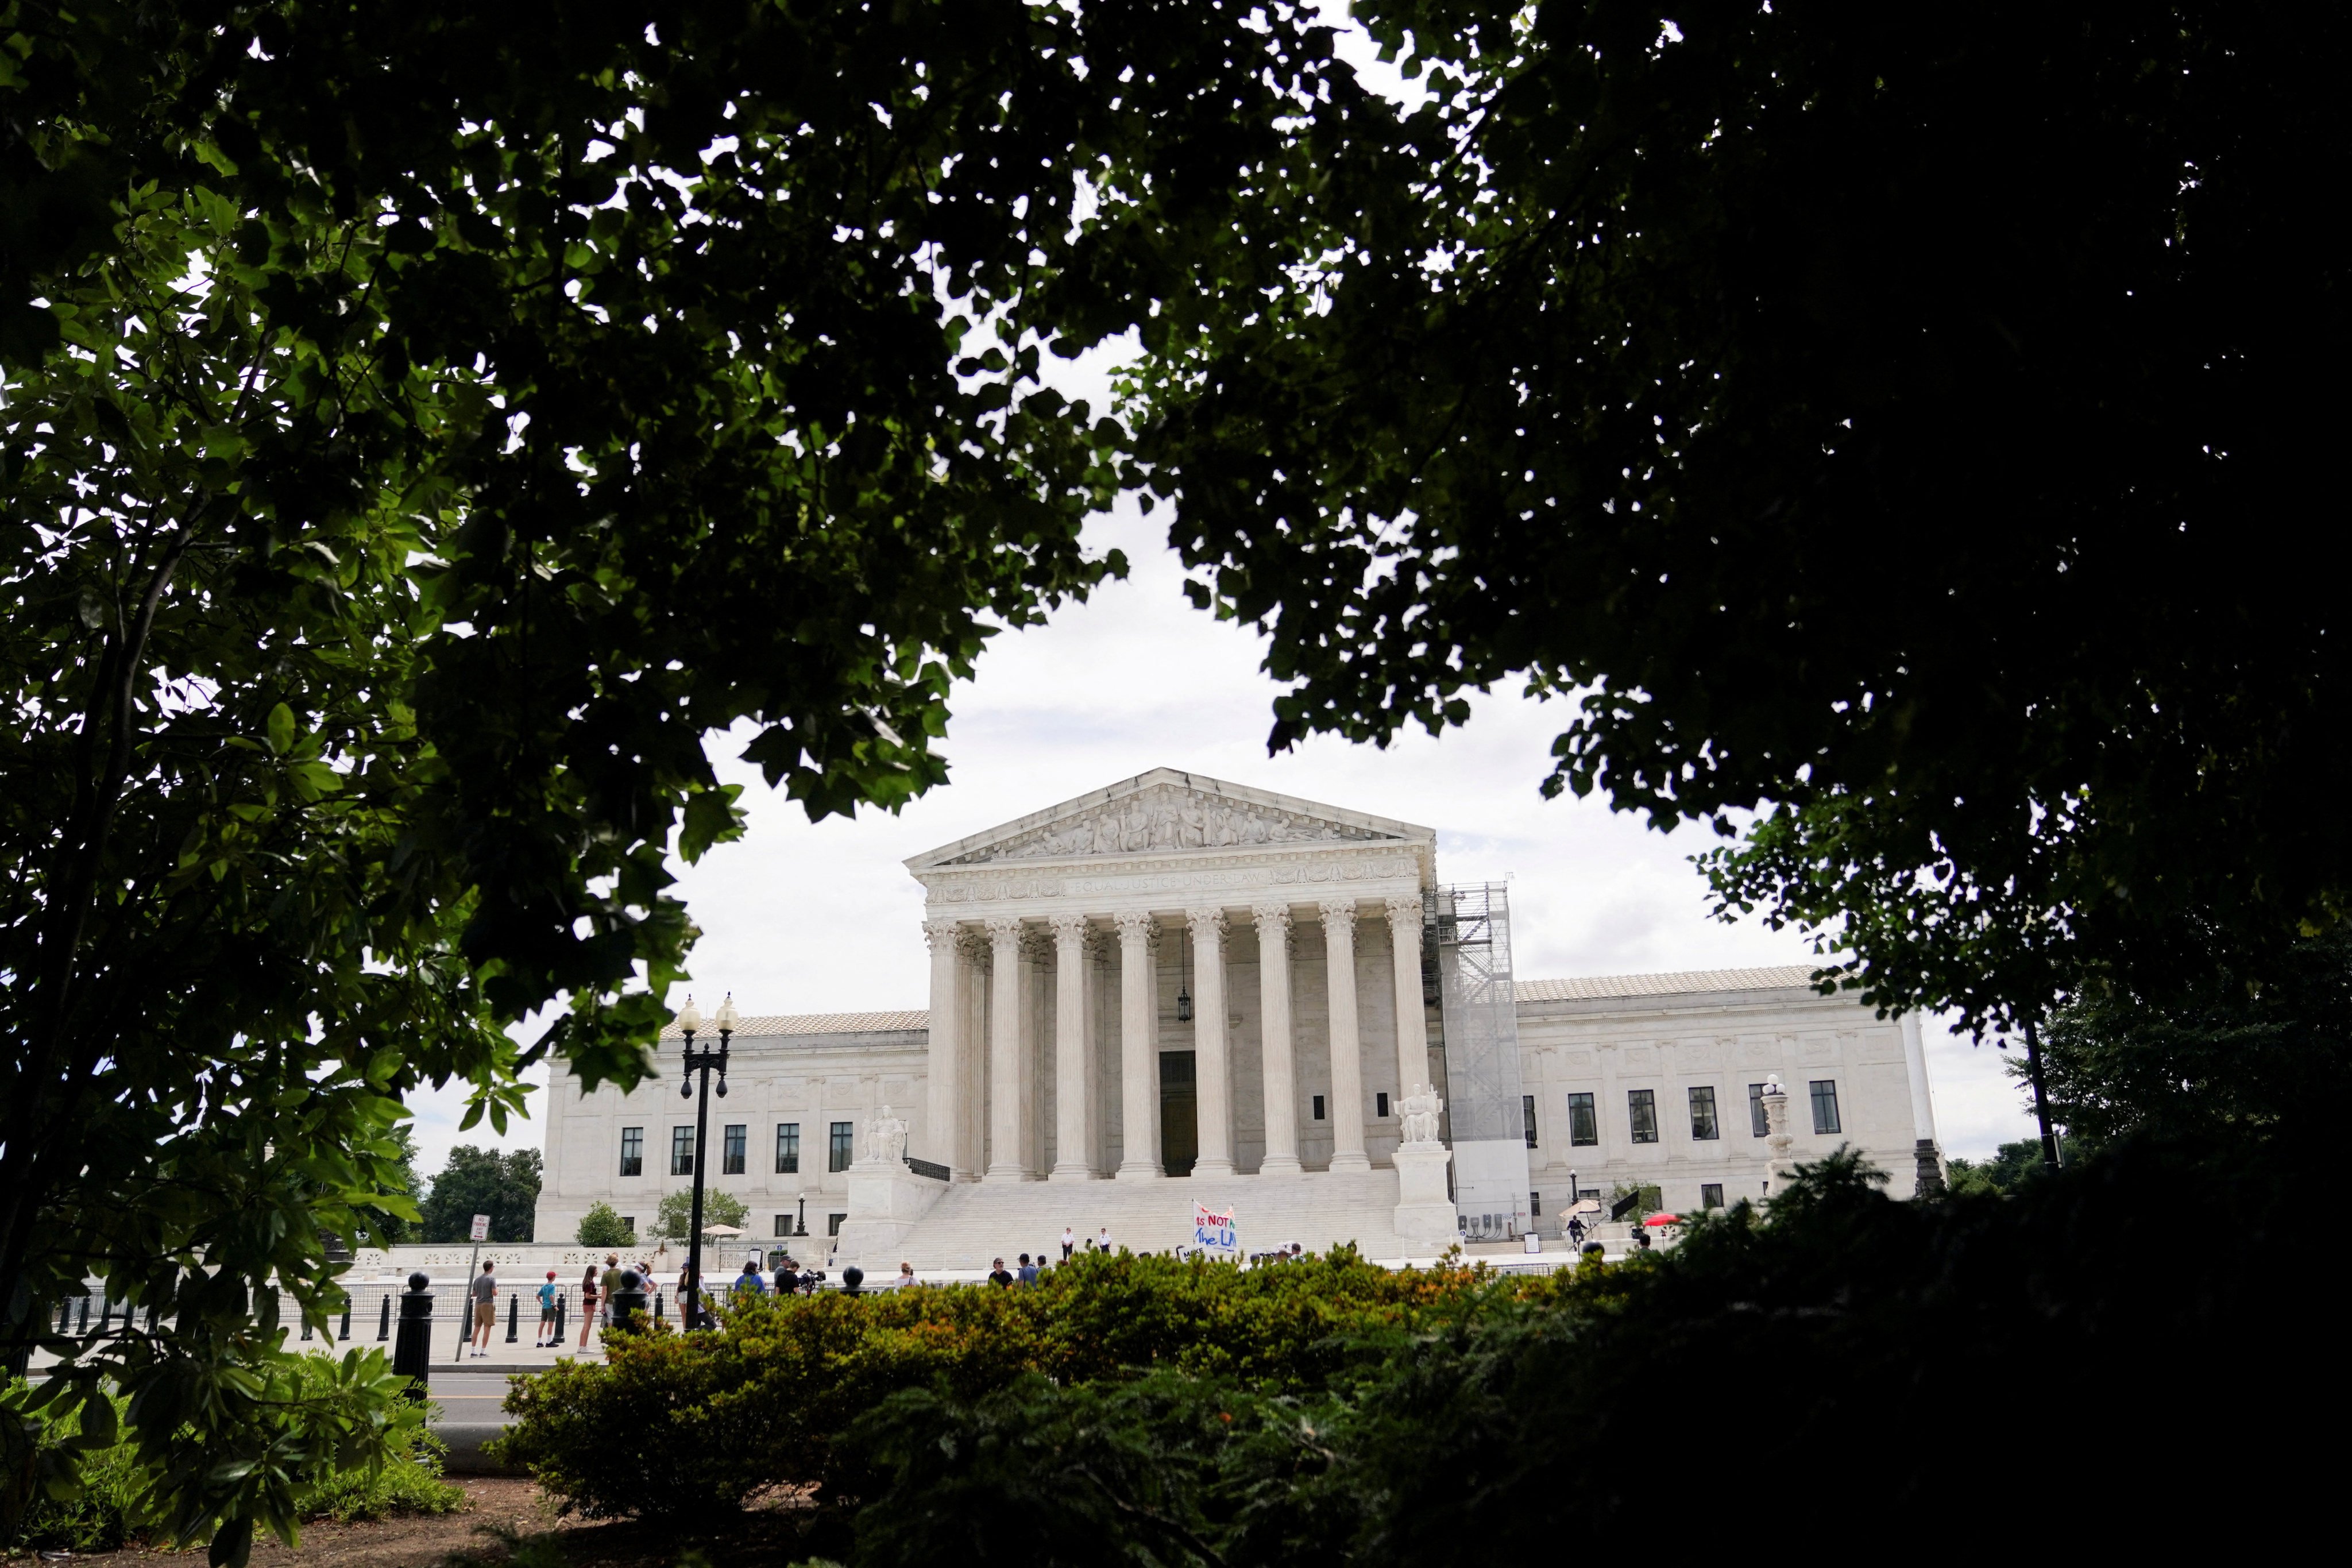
xmin=833 ymin=1161 xmax=948 ymax=1270
xmin=1392 ymin=1142 xmax=1457 ymax=1252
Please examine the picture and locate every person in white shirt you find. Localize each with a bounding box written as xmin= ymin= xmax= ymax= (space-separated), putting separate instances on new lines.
xmin=894 ymin=1262 xmax=918 ymax=1288
xmin=1061 ymin=1226 xmax=1075 ymax=1261
xmin=1096 ymin=1225 xmax=1111 ymax=1254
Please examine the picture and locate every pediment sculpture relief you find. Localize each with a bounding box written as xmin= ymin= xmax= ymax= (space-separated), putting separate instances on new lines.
xmin=944 ymin=786 xmax=1395 ymax=865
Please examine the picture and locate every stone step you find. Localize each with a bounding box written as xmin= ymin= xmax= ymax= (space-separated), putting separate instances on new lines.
xmin=865 ymin=1169 xmax=1410 ymax=1272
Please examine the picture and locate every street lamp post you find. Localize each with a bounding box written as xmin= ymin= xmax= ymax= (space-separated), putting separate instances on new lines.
xmin=675 ymin=993 xmax=737 ymax=1330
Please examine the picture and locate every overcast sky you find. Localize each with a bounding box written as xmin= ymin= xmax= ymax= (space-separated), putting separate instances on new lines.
xmin=404 ymin=485 xmax=2040 ymax=1179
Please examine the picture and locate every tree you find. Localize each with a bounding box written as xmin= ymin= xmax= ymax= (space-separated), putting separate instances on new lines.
xmin=1134 ymin=0 xmax=2352 ymax=1030
xmin=655 ymin=1188 xmax=748 ymax=1242
xmin=416 ymin=1147 xmax=542 ymax=1245
xmin=2 ymin=2 xmax=1361 ymax=1555
xmin=576 ymin=1203 xmax=634 ymax=1249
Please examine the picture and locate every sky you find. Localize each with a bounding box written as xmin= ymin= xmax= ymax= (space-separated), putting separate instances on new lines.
xmin=400 ymin=6 xmax=2042 ymax=1183
xmin=403 ymin=484 xmax=2040 ymax=1181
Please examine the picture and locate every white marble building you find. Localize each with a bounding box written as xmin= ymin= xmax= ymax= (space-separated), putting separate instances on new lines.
xmin=532 ymin=770 xmax=1943 ymax=1266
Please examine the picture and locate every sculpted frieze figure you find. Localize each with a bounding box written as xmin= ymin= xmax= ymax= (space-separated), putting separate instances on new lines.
xmin=945 ymin=785 xmax=1395 ymax=864
xmin=1399 ymin=1084 xmax=1445 ymax=1146
xmin=864 ymin=1104 xmax=908 ymax=1167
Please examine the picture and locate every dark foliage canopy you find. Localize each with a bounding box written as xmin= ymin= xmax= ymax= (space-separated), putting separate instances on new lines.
xmin=1135 ymin=0 xmax=2352 ymax=1028
xmin=0 ymin=0 xmax=1361 ymax=1554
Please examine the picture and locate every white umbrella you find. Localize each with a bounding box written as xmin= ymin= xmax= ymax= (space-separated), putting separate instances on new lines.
xmin=701 ymin=1223 xmax=743 ymax=1236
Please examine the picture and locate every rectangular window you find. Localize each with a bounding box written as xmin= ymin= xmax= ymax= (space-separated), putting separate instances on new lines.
xmin=670 ymin=1126 xmax=696 ymax=1176
xmin=1567 ymin=1092 xmax=1599 ymax=1146
xmin=774 ymin=1215 xmax=790 ymax=1238
xmin=1523 ymin=1094 xmax=1539 ymax=1148
xmin=829 ymin=1121 xmax=854 ymax=1172
xmin=1628 ymin=1088 xmax=1659 ymax=1144
xmin=1810 ymin=1079 xmax=1843 ymax=1135
xmin=619 ymin=1127 xmax=643 ymax=1177
xmin=1530 ymin=1190 xmax=1543 ymax=1217
xmin=1312 ymin=1094 xmax=1326 ymax=1121
xmin=1701 ymin=1183 xmax=1725 ymax=1211
xmin=1576 ymin=1187 xmax=1601 ymax=1202
xmin=775 ymin=1123 xmax=801 ymax=1174
xmin=1689 ymin=1086 xmax=1720 ymax=1141
xmin=620 ymin=1216 xmax=636 ymax=1235
xmin=1376 ymin=1091 xmax=1391 ymax=1118
xmin=1749 ymin=1083 xmax=1771 ymax=1137
xmin=722 ymin=1124 xmax=747 ymax=1176
xmin=827 ymin=1212 xmax=846 ymax=1237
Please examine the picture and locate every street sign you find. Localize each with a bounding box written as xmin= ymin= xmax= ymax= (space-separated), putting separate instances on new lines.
xmin=1191 ymin=1202 xmax=1239 ymax=1261
xmin=469 ymin=1214 xmax=490 ymax=1242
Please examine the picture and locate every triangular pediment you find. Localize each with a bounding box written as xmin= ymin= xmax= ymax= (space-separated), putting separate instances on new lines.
xmin=906 ymin=768 xmax=1431 ymax=871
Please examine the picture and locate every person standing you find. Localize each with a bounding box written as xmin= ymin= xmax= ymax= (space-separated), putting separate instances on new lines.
xmin=468 ymin=1261 xmax=499 ymax=1357
xmin=577 ymin=1264 xmax=600 ymax=1349
xmin=1016 ymin=1253 xmax=1037 ymax=1285
xmin=733 ymin=1259 xmax=767 ymax=1301
xmin=1061 ymin=1226 xmax=1075 ymax=1261
xmin=598 ymin=1254 xmax=623 ymax=1328
xmin=1096 ymin=1225 xmax=1111 ymax=1254
xmin=988 ymin=1257 xmax=1014 ymax=1288
xmin=895 ymin=1262 xmax=918 ymax=1289
xmin=535 ymin=1270 xmax=559 ymax=1347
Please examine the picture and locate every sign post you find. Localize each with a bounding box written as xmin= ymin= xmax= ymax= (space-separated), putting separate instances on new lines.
xmin=1191 ymin=1202 xmax=1239 ymax=1264
xmin=455 ymin=1214 xmax=490 ymax=1360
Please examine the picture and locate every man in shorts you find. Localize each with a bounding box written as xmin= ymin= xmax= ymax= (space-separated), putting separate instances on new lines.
xmin=469 ymin=1261 xmax=498 ymax=1357
xmin=535 ymin=1270 xmax=559 ymax=1346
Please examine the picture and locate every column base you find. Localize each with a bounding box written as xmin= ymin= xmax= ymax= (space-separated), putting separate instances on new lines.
xmin=1048 ymin=1164 xmax=1100 ymax=1182
xmin=1257 ymin=1155 xmax=1304 ymax=1177
xmin=1191 ymin=1157 xmax=1238 ymax=1178
xmin=983 ymin=1165 xmax=1041 ymax=1184
xmin=1113 ymin=1161 xmax=1162 ymax=1181
xmin=1326 ymin=1152 xmax=1373 ymax=1173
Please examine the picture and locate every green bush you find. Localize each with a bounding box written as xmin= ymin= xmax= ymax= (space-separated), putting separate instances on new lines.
xmin=577 ymin=1202 xmax=634 ymax=1248
xmin=6 ymin=1360 xmax=463 ymax=1551
xmin=492 ymin=1246 xmax=1515 ymax=1519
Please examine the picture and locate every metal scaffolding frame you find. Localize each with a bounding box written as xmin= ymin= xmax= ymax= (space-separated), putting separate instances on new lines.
xmin=1428 ymin=883 xmax=1530 ymax=1238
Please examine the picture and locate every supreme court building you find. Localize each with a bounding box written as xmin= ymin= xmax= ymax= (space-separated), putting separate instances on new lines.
xmin=532 ymin=769 xmax=1946 ymax=1269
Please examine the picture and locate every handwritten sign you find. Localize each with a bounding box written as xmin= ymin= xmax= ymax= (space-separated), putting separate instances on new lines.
xmin=1191 ymin=1202 xmax=1239 ymax=1260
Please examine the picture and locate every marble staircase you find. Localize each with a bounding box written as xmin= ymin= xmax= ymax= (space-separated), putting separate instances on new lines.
xmin=860 ymin=1169 xmax=1416 ymax=1273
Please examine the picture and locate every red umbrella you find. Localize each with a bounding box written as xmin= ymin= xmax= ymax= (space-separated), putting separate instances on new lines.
xmin=1642 ymin=1212 xmax=1681 ymax=1226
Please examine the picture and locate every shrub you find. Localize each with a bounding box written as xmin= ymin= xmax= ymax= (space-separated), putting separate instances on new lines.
xmin=654 ymin=1188 xmax=747 ymax=1239
xmin=492 ymin=1247 xmax=1520 ymax=1520
xmin=577 ymin=1203 xmax=633 ymax=1248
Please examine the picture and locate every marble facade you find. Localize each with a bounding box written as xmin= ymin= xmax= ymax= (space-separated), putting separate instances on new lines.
xmin=532 ymin=769 xmax=1943 ymax=1259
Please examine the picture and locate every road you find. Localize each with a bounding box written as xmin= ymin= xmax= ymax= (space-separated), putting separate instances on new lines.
xmin=425 ymin=1371 xmax=520 ymax=1428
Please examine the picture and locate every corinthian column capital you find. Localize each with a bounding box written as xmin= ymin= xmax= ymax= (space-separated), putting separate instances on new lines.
xmin=1185 ymin=906 xmax=1228 ymax=951
xmin=1113 ymin=910 xmax=1157 ymax=950
xmin=1316 ymin=900 xmax=1358 ymax=938
xmin=1384 ymin=894 xmax=1423 ymax=932
xmin=922 ymin=917 xmax=961 ymax=951
xmin=1048 ymin=913 xmax=1091 ymax=949
xmin=1250 ymin=902 xmax=1292 ymax=935
xmin=984 ymin=915 xmax=1024 ymax=948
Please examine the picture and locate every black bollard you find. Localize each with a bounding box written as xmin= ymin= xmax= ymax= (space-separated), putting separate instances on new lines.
xmin=391 ymin=1273 xmax=434 ymax=1401
xmin=553 ymin=1290 xmax=566 ymax=1342
xmin=76 ymin=1296 xmax=88 ymax=1334
xmin=378 ymin=1294 xmax=392 ymax=1341
xmin=506 ymin=1292 xmax=519 ymax=1343
xmin=608 ymin=1269 xmax=647 ymax=1334
xmin=654 ymin=1289 xmax=664 ymax=1322
xmin=840 ymin=1266 xmax=864 ymax=1296
xmin=302 ymin=1312 xmax=314 ymax=1341
xmin=341 ymin=1303 xmax=353 ymax=1342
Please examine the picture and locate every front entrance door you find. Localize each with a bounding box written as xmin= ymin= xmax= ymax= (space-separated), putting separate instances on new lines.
xmin=1160 ymin=1051 xmax=1198 ymax=1177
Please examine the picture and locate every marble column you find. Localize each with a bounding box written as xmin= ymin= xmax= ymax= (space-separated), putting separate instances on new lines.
xmin=1254 ymin=902 xmax=1302 ymax=1175
xmin=1049 ymin=914 xmax=1095 ymax=1180
xmin=1114 ymin=911 xmax=1161 ymax=1180
xmin=1318 ymin=901 xmax=1370 ymax=1172
xmin=1186 ymin=907 xmax=1234 ymax=1176
xmin=984 ymin=917 xmax=1033 ymax=1182
xmin=922 ymin=918 xmax=971 ymax=1178
xmin=1385 ymin=896 xmax=1429 ymax=1110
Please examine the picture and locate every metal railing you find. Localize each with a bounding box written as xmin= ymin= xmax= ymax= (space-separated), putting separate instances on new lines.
xmin=904 ymin=1155 xmax=951 ymax=1181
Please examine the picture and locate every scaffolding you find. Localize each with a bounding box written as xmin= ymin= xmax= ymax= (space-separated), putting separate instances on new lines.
xmin=1428 ymin=883 xmax=1530 ymax=1239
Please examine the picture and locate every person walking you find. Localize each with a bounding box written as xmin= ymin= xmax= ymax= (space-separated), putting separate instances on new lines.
xmin=577 ymin=1263 xmax=600 ymax=1349
xmin=535 ymin=1270 xmax=559 ymax=1347
xmin=468 ymin=1261 xmax=499 ymax=1357
xmin=733 ymin=1259 xmax=767 ymax=1301
xmin=1567 ymin=1215 xmax=1587 ymax=1247
xmin=1061 ymin=1226 xmax=1075 ymax=1261
xmin=988 ymin=1257 xmax=1014 ymax=1288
